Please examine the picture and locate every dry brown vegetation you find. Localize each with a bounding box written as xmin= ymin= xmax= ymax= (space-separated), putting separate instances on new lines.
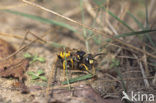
xmin=0 ymin=0 xmax=156 ymax=103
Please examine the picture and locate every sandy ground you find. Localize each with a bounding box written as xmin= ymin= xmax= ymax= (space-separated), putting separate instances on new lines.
xmin=0 ymin=0 xmax=156 ymax=103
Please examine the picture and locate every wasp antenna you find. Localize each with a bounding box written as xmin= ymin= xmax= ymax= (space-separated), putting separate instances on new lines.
xmin=93 ymin=53 xmax=105 ymax=58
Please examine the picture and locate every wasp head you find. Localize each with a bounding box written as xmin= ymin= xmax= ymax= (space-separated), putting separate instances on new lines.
xmin=85 ymin=54 xmax=94 ymax=65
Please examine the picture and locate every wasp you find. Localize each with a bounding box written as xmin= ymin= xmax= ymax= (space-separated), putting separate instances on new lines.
xmin=56 ymin=48 xmax=102 ymax=75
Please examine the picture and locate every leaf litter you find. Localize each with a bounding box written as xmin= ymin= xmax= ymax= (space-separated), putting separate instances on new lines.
xmin=0 ymin=38 xmax=29 ymax=93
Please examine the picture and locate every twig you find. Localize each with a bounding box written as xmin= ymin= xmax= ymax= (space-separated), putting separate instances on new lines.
xmin=84 ymin=0 xmax=114 ymax=35
xmin=46 ymin=57 xmax=58 ymax=99
xmin=143 ymin=45 xmax=149 ymax=76
xmin=134 ymin=55 xmax=150 ymax=88
xmin=81 ymin=0 xmax=90 ymax=52
xmin=148 ymin=0 xmax=155 ymax=17
xmin=0 ymin=40 xmax=34 ymax=62
xmin=114 ymin=2 xmax=129 ymax=32
xmin=139 ymin=61 xmax=150 ymax=88
xmin=0 ymin=32 xmax=45 ymax=44
xmin=0 ymin=31 xmax=47 ymax=62
xmin=152 ymin=74 xmax=156 ymax=86
xmin=19 ymin=30 xmax=29 ymax=48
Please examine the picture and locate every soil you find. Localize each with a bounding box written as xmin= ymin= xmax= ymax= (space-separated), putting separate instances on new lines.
xmin=0 ymin=0 xmax=156 ymax=103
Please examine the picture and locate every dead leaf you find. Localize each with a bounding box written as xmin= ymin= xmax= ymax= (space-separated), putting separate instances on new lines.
xmin=0 ymin=39 xmax=15 ymax=70
xmin=12 ymin=81 xmax=29 ymax=94
xmin=0 ymin=38 xmax=15 ymax=59
xmin=0 ymin=38 xmax=29 ymax=81
xmin=0 ymin=59 xmax=29 ymax=81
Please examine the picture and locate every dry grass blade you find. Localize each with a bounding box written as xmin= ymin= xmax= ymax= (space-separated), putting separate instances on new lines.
xmin=134 ymin=54 xmax=150 ymax=88
xmin=1 ymin=1 xmax=156 ymax=102
xmin=0 ymin=31 xmax=47 ymax=62
xmin=46 ymin=57 xmax=57 ymax=97
xmin=84 ymin=0 xmax=116 ymax=35
xmin=22 ymin=0 xmax=156 ymax=59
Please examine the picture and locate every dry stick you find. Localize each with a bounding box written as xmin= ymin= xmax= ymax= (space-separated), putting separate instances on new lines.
xmin=148 ymin=0 xmax=155 ymax=18
xmin=46 ymin=57 xmax=58 ymax=96
xmin=143 ymin=45 xmax=150 ymax=76
xmin=22 ymin=0 xmax=156 ymax=59
xmin=114 ymin=2 xmax=129 ymax=32
xmin=85 ymin=0 xmax=117 ymax=36
xmin=84 ymin=0 xmax=114 ymax=35
xmin=0 ymin=32 xmax=47 ymax=62
xmin=4 ymin=31 xmax=155 ymax=54
xmin=152 ymin=74 xmax=156 ymax=86
xmin=134 ymin=54 xmax=150 ymax=88
xmin=0 ymin=31 xmax=49 ymax=45
xmin=139 ymin=62 xmax=150 ymax=88
xmin=85 ymin=0 xmax=150 ymax=63
xmin=118 ymin=55 xmax=156 ymax=68
xmin=19 ymin=30 xmax=47 ymax=49
xmin=19 ymin=30 xmax=29 ymax=48
xmin=28 ymin=31 xmax=47 ymax=43
xmin=145 ymin=42 xmax=156 ymax=53
xmin=0 ymin=32 xmax=25 ymax=40
xmin=0 ymin=40 xmax=34 ymax=62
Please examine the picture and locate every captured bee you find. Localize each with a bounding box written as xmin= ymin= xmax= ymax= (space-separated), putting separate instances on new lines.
xmin=56 ymin=48 xmax=100 ymax=75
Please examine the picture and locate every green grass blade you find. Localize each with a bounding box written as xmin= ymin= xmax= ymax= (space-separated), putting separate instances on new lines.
xmin=145 ymin=0 xmax=149 ymax=28
xmin=106 ymin=29 xmax=156 ymax=42
xmin=144 ymin=0 xmax=156 ymax=47
xmin=2 ymin=9 xmax=77 ymax=32
xmin=127 ymin=11 xmax=144 ymax=29
xmin=115 ymin=67 xmax=127 ymax=93
xmin=62 ymin=74 xmax=94 ymax=85
xmin=27 ymin=71 xmax=35 ymax=75
xmin=80 ymin=0 xmax=90 ymax=52
xmin=107 ymin=10 xmax=134 ymax=32
xmin=115 ymin=29 xmax=156 ymax=38
xmin=40 ymin=76 xmax=47 ymax=81
xmin=151 ymin=63 xmax=156 ymax=67
xmin=93 ymin=0 xmax=106 ymax=6
xmin=128 ymin=11 xmax=156 ymax=47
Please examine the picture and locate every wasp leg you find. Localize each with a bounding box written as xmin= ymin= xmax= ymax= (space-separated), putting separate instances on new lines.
xmin=63 ymin=60 xmax=66 ymax=76
xmin=92 ymin=66 xmax=96 ymax=75
xmin=80 ymin=64 xmax=89 ymax=71
xmin=70 ymin=59 xmax=74 ymax=69
xmin=80 ymin=64 xmax=96 ymax=75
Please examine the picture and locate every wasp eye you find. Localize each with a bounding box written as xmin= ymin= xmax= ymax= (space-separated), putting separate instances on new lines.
xmin=85 ymin=57 xmax=89 ymax=64
xmin=85 ymin=57 xmax=89 ymax=61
